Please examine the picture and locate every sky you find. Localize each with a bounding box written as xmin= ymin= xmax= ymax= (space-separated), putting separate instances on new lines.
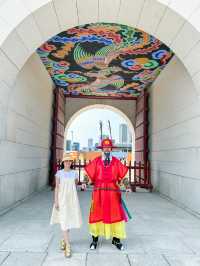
xmin=66 ymin=108 xmax=131 ymax=148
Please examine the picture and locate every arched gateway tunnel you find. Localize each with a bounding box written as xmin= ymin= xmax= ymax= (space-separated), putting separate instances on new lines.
xmin=1 ymin=1 xmax=200 ymax=265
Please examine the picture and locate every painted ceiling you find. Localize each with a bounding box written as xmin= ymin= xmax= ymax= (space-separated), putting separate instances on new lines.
xmin=37 ymin=23 xmax=173 ymax=98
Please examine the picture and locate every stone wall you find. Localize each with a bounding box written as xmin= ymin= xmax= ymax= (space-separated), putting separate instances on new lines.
xmin=148 ymin=56 xmax=200 ymax=214
xmin=0 ymin=53 xmax=54 ymax=212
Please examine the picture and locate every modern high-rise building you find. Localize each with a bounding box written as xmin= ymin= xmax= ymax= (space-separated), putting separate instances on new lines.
xmin=119 ymin=123 xmax=128 ymax=144
xmin=72 ymin=142 xmax=80 ymax=151
xmin=66 ymin=140 xmax=72 ymax=151
xmin=94 ymin=142 xmax=99 ymax=150
xmin=128 ymin=130 xmax=132 ymax=143
xmin=88 ymin=138 xmax=93 ymax=151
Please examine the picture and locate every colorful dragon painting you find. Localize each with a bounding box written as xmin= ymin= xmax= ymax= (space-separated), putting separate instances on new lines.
xmin=37 ymin=23 xmax=173 ymax=98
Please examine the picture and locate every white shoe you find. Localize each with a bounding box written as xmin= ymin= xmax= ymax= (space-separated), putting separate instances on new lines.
xmin=90 ymin=241 xmax=98 ymax=250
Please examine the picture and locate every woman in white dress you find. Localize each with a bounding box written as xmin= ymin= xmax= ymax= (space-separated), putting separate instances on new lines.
xmin=50 ymin=153 xmax=82 ymax=257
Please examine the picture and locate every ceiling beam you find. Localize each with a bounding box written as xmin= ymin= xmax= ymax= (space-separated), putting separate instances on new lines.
xmin=64 ymin=94 xmax=137 ymax=100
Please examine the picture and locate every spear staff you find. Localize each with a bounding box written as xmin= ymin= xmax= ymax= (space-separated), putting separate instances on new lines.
xmin=99 ymin=120 xmax=103 ymax=140
xmin=108 ymin=120 xmax=112 ymax=140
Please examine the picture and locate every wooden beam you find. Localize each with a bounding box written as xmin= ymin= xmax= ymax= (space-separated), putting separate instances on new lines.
xmin=64 ymin=94 xmax=137 ymax=100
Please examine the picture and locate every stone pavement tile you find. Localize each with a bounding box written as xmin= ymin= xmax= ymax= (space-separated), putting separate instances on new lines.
xmin=48 ymin=236 xmax=91 ymax=254
xmin=47 ymin=229 xmax=92 ymax=254
xmin=164 ymin=255 xmax=200 ymax=266
xmin=180 ymin=227 xmax=200 ymax=237
xmin=0 ymin=252 xmax=9 ymax=264
xmin=157 ymin=217 xmax=200 ymax=231
xmin=138 ymin=210 xmax=191 ymax=221
xmin=42 ymin=253 xmax=86 ymax=266
xmin=0 ymin=232 xmax=11 ymax=246
xmin=128 ymin=254 xmax=169 ymax=266
xmin=92 ymin=239 xmax=120 ymax=254
xmin=126 ymin=221 xmax=156 ymax=235
xmin=46 ymin=232 xmax=63 ymax=255
xmin=149 ymin=226 xmax=183 ymax=237
xmin=70 ymin=227 xmax=102 ymax=252
xmin=0 ymin=218 xmax=22 ymax=233
xmin=178 ymin=220 xmax=200 ymax=230
xmin=2 ymin=209 xmax=39 ymax=221
xmin=139 ymin=220 xmax=183 ymax=236
xmin=124 ymin=236 xmax=146 ymax=254
xmin=140 ymin=235 xmax=194 ymax=255
xmin=70 ymin=238 xmax=93 ymax=253
xmin=97 ymin=235 xmax=145 ymax=254
xmin=181 ymin=237 xmax=200 ymax=254
xmin=1 ymin=252 xmax=46 ymax=266
xmin=87 ymin=253 xmax=130 ymax=266
xmin=15 ymin=219 xmax=53 ymax=234
xmin=0 ymin=232 xmax=52 ymax=252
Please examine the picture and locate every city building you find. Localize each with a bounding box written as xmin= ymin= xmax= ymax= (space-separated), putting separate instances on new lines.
xmin=66 ymin=139 xmax=72 ymax=151
xmin=88 ymin=138 xmax=93 ymax=151
xmin=72 ymin=142 xmax=80 ymax=151
xmin=119 ymin=123 xmax=128 ymax=144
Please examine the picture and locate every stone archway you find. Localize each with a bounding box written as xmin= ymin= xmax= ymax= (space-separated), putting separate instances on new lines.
xmin=1 ymin=0 xmax=200 ymax=213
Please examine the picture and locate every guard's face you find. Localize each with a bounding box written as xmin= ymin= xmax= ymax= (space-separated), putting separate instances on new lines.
xmin=103 ymin=147 xmax=112 ymax=152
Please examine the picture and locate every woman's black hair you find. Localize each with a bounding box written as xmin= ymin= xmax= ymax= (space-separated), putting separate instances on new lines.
xmin=60 ymin=160 xmax=75 ymax=170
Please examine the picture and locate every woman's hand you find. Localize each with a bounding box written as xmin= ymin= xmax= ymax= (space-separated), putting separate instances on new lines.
xmin=81 ymin=183 xmax=87 ymax=191
xmin=125 ymin=187 xmax=131 ymax=197
xmin=54 ymin=201 xmax=59 ymax=210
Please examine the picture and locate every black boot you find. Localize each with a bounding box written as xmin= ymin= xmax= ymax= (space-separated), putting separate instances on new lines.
xmin=112 ymin=237 xmax=124 ymax=250
xmin=90 ymin=236 xmax=98 ymax=250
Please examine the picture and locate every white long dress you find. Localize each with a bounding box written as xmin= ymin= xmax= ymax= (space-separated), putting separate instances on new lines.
xmin=50 ymin=169 xmax=82 ymax=230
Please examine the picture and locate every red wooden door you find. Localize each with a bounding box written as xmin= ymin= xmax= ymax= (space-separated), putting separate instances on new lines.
xmin=135 ymin=90 xmax=148 ymax=163
xmin=135 ymin=90 xmax=152 ymax=189
xmin=49 ymin=88 xmax=65 ymax=187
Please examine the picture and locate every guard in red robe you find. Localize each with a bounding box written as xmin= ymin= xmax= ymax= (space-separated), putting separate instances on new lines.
xmin=84 ymin=138 xmax=129 ymax=250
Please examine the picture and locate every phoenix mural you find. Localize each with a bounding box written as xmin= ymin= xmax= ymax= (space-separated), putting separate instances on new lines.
xmin=37 ymin=23 xmax=173 ymax=98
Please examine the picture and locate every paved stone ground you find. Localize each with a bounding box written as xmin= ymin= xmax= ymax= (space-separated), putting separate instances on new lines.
xmin=1 ymin=188 xmax=200 ymax=265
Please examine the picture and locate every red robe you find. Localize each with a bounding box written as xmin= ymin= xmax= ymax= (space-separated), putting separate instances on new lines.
xmin=84 ymin=156 xmax=128 ymax=224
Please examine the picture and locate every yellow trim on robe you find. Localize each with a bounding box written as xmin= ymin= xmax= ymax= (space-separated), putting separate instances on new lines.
xmin=89 ymin=221 xmax=126 ymax=239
